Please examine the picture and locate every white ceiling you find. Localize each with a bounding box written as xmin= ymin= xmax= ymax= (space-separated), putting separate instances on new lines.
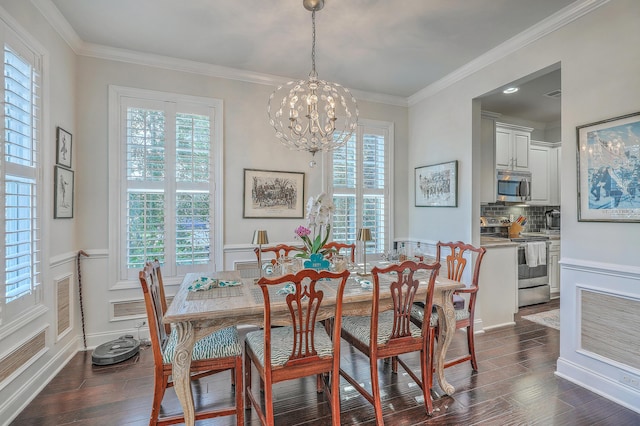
xmin=480 ymin=67 xmax=561 ymax=123
xmin=46 ymin=0 xmax=579 ymax=103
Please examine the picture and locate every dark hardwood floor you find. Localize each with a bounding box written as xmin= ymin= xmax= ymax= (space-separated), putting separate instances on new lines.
xmin=11 ymin=299 xmax=640 ymax=425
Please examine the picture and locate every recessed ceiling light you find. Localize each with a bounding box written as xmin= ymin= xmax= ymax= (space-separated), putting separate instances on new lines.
xmin=503 ymin=87 xmax=519 ymax=94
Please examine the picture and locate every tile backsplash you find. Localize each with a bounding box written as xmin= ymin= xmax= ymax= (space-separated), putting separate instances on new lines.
xmin=481 ymin=204 xmax=560 ymax=232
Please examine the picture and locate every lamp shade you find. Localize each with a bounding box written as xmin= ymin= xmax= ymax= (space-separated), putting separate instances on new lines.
xmin=252 ymin=230 xmax=269 ymax=245
xmin=357 ymin=228 xmax=372 ymax=242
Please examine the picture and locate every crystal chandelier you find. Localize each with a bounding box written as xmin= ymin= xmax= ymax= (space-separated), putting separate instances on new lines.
xmin=267 ymin=0 xmax=358 ymax=166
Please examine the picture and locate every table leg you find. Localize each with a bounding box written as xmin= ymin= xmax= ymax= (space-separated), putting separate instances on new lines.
xmin=173 ymin=321 xmax=196 ymax=426
xmin=433 ymin=289 xmax=456 ymax=395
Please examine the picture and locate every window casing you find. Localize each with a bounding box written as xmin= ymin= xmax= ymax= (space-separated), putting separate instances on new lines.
xmin=1 ymin=26 xmax=43 ymax=321
xmin=327 ymin=120 xmax=393 ymax=260
xmin=109 ymin=87 xmax=223 ymax=284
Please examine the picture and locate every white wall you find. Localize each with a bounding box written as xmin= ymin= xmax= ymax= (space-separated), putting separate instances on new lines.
xmin=72 ymin=56 xmax=408 ymax=344
xmin=0 ymin=1 xmax=78 ymax=423
xmin=408 ymin=0 xmax=640 ymax=412
xmin=0 ymin=3 xmax=408 ymax=422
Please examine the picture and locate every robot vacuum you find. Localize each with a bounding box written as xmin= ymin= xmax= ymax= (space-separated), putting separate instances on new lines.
xmin=91 ymin=335 xmax=140 ymax=366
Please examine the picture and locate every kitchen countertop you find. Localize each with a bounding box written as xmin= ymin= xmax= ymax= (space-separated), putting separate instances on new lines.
xmin=480 ymin=236 xmax=519 ymax=248
xmin=520 ymin=232 xmax=561 ymax=240
xmin=480 ymin=232 xmax=561 ymax=248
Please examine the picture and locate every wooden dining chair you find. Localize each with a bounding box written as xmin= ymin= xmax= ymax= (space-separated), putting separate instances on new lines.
xmin=139 ymin=263 xmax=244 ymax=425
xmin=254 ymin=243 xmax=306 ymax=266
xmin=244 ymin=268 xmax=350 ymax=426
xmin=411 ymin=241 xmax=486 ymax=370
xmin=322 ymin=241 xmax=356 ymax=263
xmin=339 ymin=260 xmax=441 ymax=423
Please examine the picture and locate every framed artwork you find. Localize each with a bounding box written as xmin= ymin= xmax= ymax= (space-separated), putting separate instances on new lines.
xmin=243 ymin=169 xmax=305 ymax=218
xmin=56 ymin=127 xmax=72 ymax=168
xmin=415 ymin=160 xmax=458 ymax=207
xmin=54 ymin=166 xmax=74 ymax=219
xmin=577 ymin=111 xmax=640 ymax=222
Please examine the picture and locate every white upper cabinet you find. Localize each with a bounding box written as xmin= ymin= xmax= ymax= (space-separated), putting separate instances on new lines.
xmin=529 ymin=141 xmax=561 ymax=205
xmin=480 ymin=115 xmax=497 ymax=204
xmin=496 ymin=123 xmax=533 ymax=171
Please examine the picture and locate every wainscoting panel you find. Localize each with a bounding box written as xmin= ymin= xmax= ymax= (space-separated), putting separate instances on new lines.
xmin=111 ymin=296 xmax=174 ymax=321
xmin=55 ymin=274 xmax=73 ymax=340
xmin=557 ymin=258 xmax=640 ymax=414
xmin=0 ymin=330 xmax=46 ymax=384
xmin=581 ymin=290 xmax=640 ymax=370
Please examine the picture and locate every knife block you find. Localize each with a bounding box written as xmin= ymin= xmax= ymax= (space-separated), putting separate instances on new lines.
xmin=509 ymin=222 xmax=523 ymax=238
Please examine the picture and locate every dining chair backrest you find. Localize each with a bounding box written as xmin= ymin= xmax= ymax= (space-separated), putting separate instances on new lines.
xmin=256 ymin=268 xmax=350 ymax=366
xmin=147 ymin=258 xmax=171 ymax=335
xmin=322 ymin=241 xmax=356 ymax=263
xmin=436 ymin=241 xmax=484 ymax=284
xmin=139 ymin=262 xmax=170 ymax=369
xmin=371 ymin=260 xmax=441 ymax=342
xmin=254 ymin=244 xmax=306 ymax=265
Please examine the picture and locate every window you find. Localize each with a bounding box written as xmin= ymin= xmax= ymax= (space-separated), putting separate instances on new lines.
xmin=1 ymin=26 xmax=43 ymax=320
xmin=109 ymin=87 xmax=223 ymax=283
xmin=327 ymin=120 xmax=393 ymax=259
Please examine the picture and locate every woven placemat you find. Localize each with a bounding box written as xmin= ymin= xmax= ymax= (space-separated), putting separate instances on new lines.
xmin=186 ymin=286 xmax=244 ymax=300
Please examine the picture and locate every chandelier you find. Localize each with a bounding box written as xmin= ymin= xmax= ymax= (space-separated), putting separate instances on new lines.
xmin=267 ymin=0 xmax=358 ymax=166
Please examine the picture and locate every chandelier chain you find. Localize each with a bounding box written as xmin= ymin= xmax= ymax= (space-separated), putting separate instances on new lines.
xmin=310 ymin=10 xmax=317 ymax=78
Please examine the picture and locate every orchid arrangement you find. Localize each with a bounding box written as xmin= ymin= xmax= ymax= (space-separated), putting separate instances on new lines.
xmin=294 ymin=192 xmax=335 ymax=258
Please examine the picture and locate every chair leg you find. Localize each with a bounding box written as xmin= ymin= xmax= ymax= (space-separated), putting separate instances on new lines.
xmin=264 ymin=377 xmax=275 ymax=426
xmin=420 ymin=348 xmax=434 ymax=416
xmin=467 ymin=325 xmax=478 ymax=371
xmin=244 ymin=347 xmax=252 ymax=408
xmin=391 ymin=356 xmax=398 ymax=373
xmin=150 ymin=373 xmax=168 ymax=426
xmin=370 ymin=356 xmax=385 ymax=425
xmin=330 ymin=367 xmax=341 ymax=426
xmin=235 ymin=358 xmax=244 ymax=426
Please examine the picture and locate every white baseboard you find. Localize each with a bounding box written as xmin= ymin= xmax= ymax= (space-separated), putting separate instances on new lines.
xmin=557 ymin=357 xmax=640 ymax=414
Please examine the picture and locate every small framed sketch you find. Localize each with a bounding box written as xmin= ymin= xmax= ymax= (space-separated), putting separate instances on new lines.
xmin=415 ymin=160 xmax=458 ymax=207
xmin=54 ymin=166 xmax=74 ymax=219
xmin=243 ymin=169 xmax=305 ymax=218
xmin=56 ymin=127 xmax=72 ymax=168
xmin=577 ymin=111 xmax=640 ymax=222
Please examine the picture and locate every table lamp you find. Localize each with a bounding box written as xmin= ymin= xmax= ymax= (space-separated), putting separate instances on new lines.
xmin=252 ymin=230 xmax=269 ymax=278
xmin=357 ymin=228 xmax=373 ymax=276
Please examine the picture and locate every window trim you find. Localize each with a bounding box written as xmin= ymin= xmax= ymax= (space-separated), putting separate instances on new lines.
xmin=324 ymin=118 xmax=394 ymax=259
xmin=0 ymin=13 xmax=49 ymax=325
xmin=107 ymin=86 xmax=224 ymax=289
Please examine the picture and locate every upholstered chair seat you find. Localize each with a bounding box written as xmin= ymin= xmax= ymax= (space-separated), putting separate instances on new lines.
xmin=162 ymin=326 xmax=242 ymax=364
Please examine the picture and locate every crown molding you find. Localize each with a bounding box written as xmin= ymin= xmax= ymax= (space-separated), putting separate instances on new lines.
xmin=33 ymin=0 xmax=607 ymax=109
xmin=31 ymin=0 xmax=84 ymax=51
xmin=408 ymin=0 xmax=610 ymax=106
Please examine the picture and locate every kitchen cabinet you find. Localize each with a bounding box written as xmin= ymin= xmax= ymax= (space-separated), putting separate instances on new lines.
xmin=529 ymin=141 xmax=561 ymax=205
xmin=549 ymin=239 xmax=560 ymax=297
xmin=480 ymin=114 xmax=497 ymax=204
xmin=495 ymin=123 xmax=533 ymax=171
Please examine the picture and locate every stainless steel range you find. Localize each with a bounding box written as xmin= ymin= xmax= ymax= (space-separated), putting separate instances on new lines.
xmin=481 ymin=216 xmax=551 ymax=307
xmin=512 ymin=235 xmax=550 ymax=307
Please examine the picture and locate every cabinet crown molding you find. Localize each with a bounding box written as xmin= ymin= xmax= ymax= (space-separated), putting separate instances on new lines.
xmin=496 ymin=122 xmax=534 ymax=133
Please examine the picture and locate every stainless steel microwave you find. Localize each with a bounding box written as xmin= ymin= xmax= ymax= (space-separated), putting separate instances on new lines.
xmin=496 ymin=170 xmax=531 ymax=202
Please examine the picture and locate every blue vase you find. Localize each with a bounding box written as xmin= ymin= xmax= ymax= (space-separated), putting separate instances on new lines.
xmin=304 ymin=253 xmax=330 ymax=272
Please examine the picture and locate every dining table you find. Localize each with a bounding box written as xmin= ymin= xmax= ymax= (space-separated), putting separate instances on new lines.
xmin=163 ymin=261 xmax=464 ymax=426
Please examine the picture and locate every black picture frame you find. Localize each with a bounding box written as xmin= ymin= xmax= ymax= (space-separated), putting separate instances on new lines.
xmin=415 ymin=160 xmax=458 ymax=207
xmin=243 ymin=169 xmax=305 ymax=218
xmin=54 ymin=166 xmax=74 ymax=219
xmin=56 ymin=127 xmax=72 ymax=168
xmin=576 ymin=111 xmax=640 ymax=222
